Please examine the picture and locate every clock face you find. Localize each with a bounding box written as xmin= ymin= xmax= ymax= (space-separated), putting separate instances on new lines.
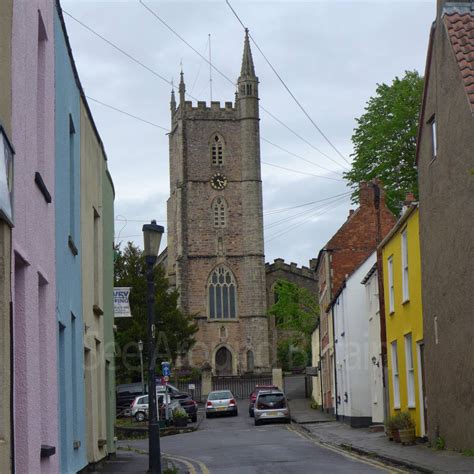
xmin=210 ymin=173 xmax=228 ymax=190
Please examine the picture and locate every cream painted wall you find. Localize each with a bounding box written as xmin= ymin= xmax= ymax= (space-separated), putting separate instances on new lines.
xmin=80 ymin=98 xmax=107 ymax=463
xmin=311 ymin=326 xmax=322 ymax=407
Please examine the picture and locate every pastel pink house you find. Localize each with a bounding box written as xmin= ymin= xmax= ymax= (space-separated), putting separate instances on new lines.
xmin=11 ymin=0 xmax=59 ymax=472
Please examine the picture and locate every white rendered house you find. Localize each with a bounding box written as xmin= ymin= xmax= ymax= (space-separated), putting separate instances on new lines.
xmin=361 ymin=256 xmax=385 ymax=425
xmin=331 ymin=254 xmax=376 ymax=427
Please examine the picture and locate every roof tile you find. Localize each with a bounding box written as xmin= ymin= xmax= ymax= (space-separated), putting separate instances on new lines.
xmin=445 ymin=12 xmax=474 ymax=112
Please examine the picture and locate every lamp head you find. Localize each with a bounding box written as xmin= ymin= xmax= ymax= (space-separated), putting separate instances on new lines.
xmin=138 ymin=340 xmax=143 ymax=352
xmin=142 ymin=220 xmax=164 ymax=258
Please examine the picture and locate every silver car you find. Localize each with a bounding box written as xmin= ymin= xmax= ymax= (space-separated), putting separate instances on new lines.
xmin=254 ymin=390 xmax=290 ymax=426
xmin=205 ymin=390 xmax=238 ymax=418
xmin=131 ymin=393 xmax=179 ymax=422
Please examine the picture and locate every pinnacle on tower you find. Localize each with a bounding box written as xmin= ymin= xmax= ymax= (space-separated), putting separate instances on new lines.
xmin=240 ymin=28 xmax=256 ymax=79
xmin=170 ymin=88 xmax=176 ymax=113
xmin=179 ymin=70 xmax=186 ymax=105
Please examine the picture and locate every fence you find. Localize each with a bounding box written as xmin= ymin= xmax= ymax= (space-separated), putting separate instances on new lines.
xmin=212 ymin=374 xmax=273 ymax=399
xmin=176 ymin=379 xmax=202 ymax=401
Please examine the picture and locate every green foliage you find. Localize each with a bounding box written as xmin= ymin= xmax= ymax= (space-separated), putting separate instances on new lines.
xmin=268 ymin=280 xmax=319 ymax=335
xmin=344 ymin=70 xmax=424 ymax=214
xmin=270 ymin=280 xmax=319 ymax=371
xmin=114 ymin=242 xmax=198 ymax=384
xmin=172 ymin=407 xmax=188 ymax=419
xmin=462 ymin=449 xmax=474 ymax=457
xmin=435 ymin=436 xmax=446 ymax=450
xmin=385 ymin=412 xmax=415 ymax=430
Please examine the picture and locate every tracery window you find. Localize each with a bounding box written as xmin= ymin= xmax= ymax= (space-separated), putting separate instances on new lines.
xmin=208 ymin=266 xmax=237 ymax=320
xmin=212 ymin=197 xmax=227 ymax=228
xmin=211 ymin=134 xmax=224 ymax=165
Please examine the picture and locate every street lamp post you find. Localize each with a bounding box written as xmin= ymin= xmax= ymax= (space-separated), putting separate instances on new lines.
xmin=138 ymin=340 xmax=145 ymax=395
xmin=142 ymin=220 xmax=164 ymax=474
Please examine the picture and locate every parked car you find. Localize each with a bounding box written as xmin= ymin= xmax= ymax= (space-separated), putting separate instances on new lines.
xmin=205 ymin=390 xmax=238 ymax=418
xmin=116 ymin=383 xmax=145 ymax=415
xmin=131 ymin=394 xmax=149 ymax=422
xmin=248 ymin=384 xmax=279 ymax=417
xmin=179 ymin=396 xmax=198 ymax=423
xmin=130 ymin=393 xmax=181 ymax=423
xmin=254 ymin=390 xmax=290 ymax=426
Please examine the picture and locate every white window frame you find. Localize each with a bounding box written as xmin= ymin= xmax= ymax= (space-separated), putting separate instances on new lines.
xmin=404 ymin=333 xmax=416 ymax=408
xmin=391 ymin=341 xmax=400 ymax=409
xmin=388 ymin=256 xmax=394 ymax=314
xmin=430 ymin=115 xmax=437 ymax=160
xmin=401 ymin=229 xmax=409 ymax=303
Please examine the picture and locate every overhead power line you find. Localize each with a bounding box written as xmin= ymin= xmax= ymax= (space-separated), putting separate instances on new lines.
xmin=62 ymin=9 xmax=199 ymax=102
xmin=87 ymin=96 xmax=170 ymax=131
xmin=137 ymin=0 xmax=347 ymax=172
xmin=225 ymin=0 xmax=352 ymax=168
xmin=262 ymin=137 xmax=342 ymax=176
xmin=262 ymin=161 xmax=344 ymax=181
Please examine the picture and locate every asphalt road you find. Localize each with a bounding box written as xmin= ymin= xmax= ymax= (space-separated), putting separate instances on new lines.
xmin=122 ymin=401 xmax=394 ymax=473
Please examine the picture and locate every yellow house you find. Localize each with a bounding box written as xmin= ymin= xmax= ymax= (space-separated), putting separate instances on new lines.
xmin=380 ymin=203 xmax=426 ymax=437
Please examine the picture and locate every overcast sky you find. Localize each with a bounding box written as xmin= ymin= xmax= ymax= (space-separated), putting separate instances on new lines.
xmin=62 ymin=0 xmax=435 ymax=268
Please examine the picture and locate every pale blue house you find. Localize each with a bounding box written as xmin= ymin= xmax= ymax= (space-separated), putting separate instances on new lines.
xmin=54 ymin=4 xmax=87 ymax=472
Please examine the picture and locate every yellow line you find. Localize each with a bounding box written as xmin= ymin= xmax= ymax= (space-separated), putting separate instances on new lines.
xmin=163 ymin=454 xmax=196 ymax=474
xmin=164 ymin=452 xmax=211 ymax=474
xmin=286 ymin=425 xmax=406 ymax=473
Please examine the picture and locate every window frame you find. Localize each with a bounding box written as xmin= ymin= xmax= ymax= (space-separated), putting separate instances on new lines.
xmin=212 ymin=197 xmax=227 ymax=228
xmin=401 ymin=228 xmax=409 ymax=303
xmin=387 ymin=255 xmax=394 ymax=314
xmin=391 ymin=341 xmax=401 ymax=409
xmin=207 ymin=266 xmax=237 ymax=320
xmin=210 ymin=133 xmax=224 ymax=166
xmin=404 ymin=333 xmax=416 ymax=408
xmin=428 ymin=114 xmax=437 ymax=161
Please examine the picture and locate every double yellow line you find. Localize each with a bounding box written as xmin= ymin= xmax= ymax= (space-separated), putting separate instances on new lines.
xmin=163 ymin=452 xmax=211 ymax=474
xmin=286 ymin=425 xmax=406 ymax=474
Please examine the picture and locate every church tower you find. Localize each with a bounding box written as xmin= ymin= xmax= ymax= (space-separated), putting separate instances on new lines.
xmin=166 ymin=30 xmax=270 ymax=375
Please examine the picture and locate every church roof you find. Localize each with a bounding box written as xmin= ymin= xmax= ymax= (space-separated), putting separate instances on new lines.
xmin=444 ymin=11 xmax=474 ymax=112
xmin=240 ymin=29 xmax=256 ymax=78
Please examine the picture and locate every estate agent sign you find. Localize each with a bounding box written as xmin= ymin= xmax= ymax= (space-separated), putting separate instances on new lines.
xmin=113 ymin=287 xmax=132 ymax=318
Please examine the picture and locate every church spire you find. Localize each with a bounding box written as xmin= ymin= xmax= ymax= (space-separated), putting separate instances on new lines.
xmin=170 ymin=88 xmax=176 ymax=113
xmin=239 ymin=28 xmax=256 ymax=79
xmin=179 ymin=69 xmax=186 ymax=105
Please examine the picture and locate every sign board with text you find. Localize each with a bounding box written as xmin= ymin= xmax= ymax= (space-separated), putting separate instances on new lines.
xmin=113 ymin=287 xmax=132 ymax=318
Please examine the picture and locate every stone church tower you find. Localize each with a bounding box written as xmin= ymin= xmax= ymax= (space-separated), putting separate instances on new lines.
xmin=166 ymin=31 xmax=270 ymax=375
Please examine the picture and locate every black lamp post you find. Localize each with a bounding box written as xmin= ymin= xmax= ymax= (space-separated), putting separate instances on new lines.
xmin=142 ymin=220 xmax=164 ymax=474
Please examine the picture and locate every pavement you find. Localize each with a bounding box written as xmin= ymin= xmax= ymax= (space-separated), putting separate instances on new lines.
xmin=290 ymin=399 xmax=474 ymax=474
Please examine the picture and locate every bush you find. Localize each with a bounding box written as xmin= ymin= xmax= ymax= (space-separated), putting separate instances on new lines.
xmin=172 ymin=407 xmax=188 ymax=419
xmin=388 ymin=412 xmax=415 ymax=430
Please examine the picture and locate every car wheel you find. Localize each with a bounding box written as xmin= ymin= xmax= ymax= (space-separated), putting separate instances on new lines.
xmin=206 ymin=413 xmax=211 ymax=419
xmin=234 ymin=411 xmax=238 ymax=417
xmin=254 ymin=419 xmax=261 ymax=426
xmin=249 ymin=410 xmax=254 ymax=418
xmin=191 ymin=415 xmax=197 ymax=423
xmin=135 ymin=411 xmax=146 ymax=423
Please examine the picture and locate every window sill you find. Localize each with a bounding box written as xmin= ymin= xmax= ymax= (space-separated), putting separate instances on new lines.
xmin=68 ymin=235 xmax=78 ymax=256
xmin=393 ymin=406 xmax=401 ymax=410
xmin=407 ymin=404 xmax=416 ymax=409
xmin=402 ymin=298 xmax=410 ymax=305
xmin=208 ymin=319 xmax=239 ymax=323
xmin=93 ymin=305 xmax=104 ymax=316
xmin=389 ymin=310 xmax=395 ymax=316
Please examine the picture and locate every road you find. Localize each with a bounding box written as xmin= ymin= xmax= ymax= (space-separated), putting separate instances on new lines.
xmin=121 ymin=401 xmax=398 ymax=473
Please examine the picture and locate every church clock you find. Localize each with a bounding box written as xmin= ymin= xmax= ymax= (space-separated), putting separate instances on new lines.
xmin=210 ymin=173 xmax=228 ymax=190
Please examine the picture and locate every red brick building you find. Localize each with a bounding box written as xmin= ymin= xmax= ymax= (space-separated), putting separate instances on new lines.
xmin=315 ymin=181 xmax=396 ymax=413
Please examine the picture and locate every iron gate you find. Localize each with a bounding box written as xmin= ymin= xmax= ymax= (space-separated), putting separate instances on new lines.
xmin=212 ymin=374 xmax=273 ymax=398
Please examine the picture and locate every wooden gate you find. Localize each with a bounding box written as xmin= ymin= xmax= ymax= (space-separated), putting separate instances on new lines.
xmin=212 ymin=374 xmax=273 ymax=399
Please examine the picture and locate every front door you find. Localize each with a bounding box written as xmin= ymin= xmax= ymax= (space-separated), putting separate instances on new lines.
xmin=215 ymin=346 xmax=233 ymax=375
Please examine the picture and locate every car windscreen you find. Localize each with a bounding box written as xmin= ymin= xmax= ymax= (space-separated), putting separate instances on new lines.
xmin=256 ymin=393 xmax=286 ymax=409
xmin=208 ymin=391 xmax=232 ymax=400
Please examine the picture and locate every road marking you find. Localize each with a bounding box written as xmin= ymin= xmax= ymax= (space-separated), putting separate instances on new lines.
xmin=163 ymin=454 xmax=196 ymax=474
xmin=286 ymin=425 xmax=406 ymax=473
xmin=164 ymin=452 xmax=211 ymax=474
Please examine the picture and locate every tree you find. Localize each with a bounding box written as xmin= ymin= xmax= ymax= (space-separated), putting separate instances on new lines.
xmin=344 ymin=70 xmax=424 ymax=214
xmin=114 ymin=242 xmax=198 ymax=384
xmin=268 ymin=280 xmax=319 ymax=370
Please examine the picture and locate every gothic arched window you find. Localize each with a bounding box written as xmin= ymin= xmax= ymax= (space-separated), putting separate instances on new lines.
xmin=210 ymin=134 xmax=224 ymax=166
xmin=212 ymin=197 xmax=227 ymax=228
xmin=208 ymin=266 xmax=237 ymax=320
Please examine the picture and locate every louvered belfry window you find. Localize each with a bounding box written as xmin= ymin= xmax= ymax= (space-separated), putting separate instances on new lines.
xmin=213 ymin=197 xmax=226 ymax=228
xmin=211 ymin=134 xmax=224 ymax=165
xmin=208 ymin=266 xmax=237 ymax=319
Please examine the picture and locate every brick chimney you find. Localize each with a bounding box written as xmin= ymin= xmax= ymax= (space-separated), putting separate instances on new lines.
xmin=402 ymin=192 xmax=417 ymax=215
xmin=359 ymin=179 xmax=385 ymax=209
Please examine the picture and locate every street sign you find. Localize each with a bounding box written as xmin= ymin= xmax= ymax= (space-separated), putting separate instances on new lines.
xmin=188 ymin=383 xmax=196 ymax=390
xmin=164 ymin=375 xmax=169 ymax=382
xmin=161 ymin=361 xmax=171 ymax=377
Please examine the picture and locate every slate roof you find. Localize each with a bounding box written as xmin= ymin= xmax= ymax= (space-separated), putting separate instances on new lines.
xmin=444 ymin=12 xmax=474 ymax=111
